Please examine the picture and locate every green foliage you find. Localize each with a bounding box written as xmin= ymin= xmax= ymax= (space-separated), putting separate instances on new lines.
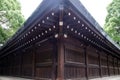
xmin=0 ymin=0 xmax=21 ymax=10
xmin=104 ymin=0 xmax=120 ymax=45
xmin=0 ymin=27 xmax=8 ymax=43
xmin=0 ymin=0 xmax=25 ymax=45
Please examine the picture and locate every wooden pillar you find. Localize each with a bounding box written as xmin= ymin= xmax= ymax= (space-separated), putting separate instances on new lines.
xmin=57 ymin=38 xmax=64 ymax=80
xmin=20 ymin=50 xmax=24 ymax=77
xmin=19 ymin=52 xmax=22 ymax=76
xmin=98 ymin=51 xmax=102 ymax=77
xmin=32 ymin=47 xmax=36 ymax=77
xmin=107 ymin=54 xmax=110 ymax=76
xmin=113 ymin=57 xmax=115 ymax=75
xmin=117 ymin=59 xmax=119 ymax=74
xmin=85 ymin=46 xmax=88 ymax=79
xmin=13 ymin=54 xmax=15 ymax=76
xmin=52 ymin=39 xmax=57 ymax=80
xmin=118 ymin=59 xmax=120 ymax=74
xmin=57 ymin=4 xmax=64 ymax=80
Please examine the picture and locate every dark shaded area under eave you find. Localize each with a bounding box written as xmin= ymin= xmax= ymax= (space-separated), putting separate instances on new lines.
xmin=0 ymin=0 xmax=120 ymax=59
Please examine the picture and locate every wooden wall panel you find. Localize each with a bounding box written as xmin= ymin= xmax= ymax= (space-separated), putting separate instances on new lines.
xmin=21 ymin=50 xmax=33 ymax=77
xmin=87 ymin=46 xmax=100 ymax=78
xmin=114 ymin=58 xmax=118 ymax=75
xmin=88 ymin=67 xmax=99 ymax=77
xmin=108 ymin=56 xmax=114 ymax=75
xmin=0 ymin=37 xmax=120 ymax=80
xmin=101 ymin=67 xmax=108 ymax=76
xmin=65 ymin=46 xmax=84 ymax=64
xmin=101 ymin=52 xmax=107 ymax=66
xmin=101 ymin=52 xmax=108 ymax=76
xmin=64 ymin=38 xmax=86 ymax=80
xmin=64 ymin=38 xmax=85 ymax=64
xmin=35 ymin=42 xmax=53 ymax=79
xmin=118 ymin=61 xmax=120 ymax=74
xmin=36 ymin=66 xmax=52 ymax=79
xmin=64 ymin=66 xmax=85 ymax=79
xmin=13 ymin=53 xmax=21 ymax=76
xmin=87 ymin=47 xmax=99 ymax=65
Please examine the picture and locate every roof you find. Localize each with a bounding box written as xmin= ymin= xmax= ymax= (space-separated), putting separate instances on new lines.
xmin=0 ymin=0 xmax=120 ymax=58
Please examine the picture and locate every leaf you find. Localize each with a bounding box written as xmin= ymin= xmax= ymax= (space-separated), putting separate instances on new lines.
xmin=0 ymin=0 xmax=25 ymax=45
xmin=104 ymin=0 xmax=120 ymax=45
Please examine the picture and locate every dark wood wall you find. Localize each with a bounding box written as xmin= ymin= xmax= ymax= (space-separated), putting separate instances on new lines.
xmin=0 ymin=37 xmax=120 ymax=80
xmin=35 ymin=42 xmax=54 ymax=79
xmin=64 ymin=37 xmax=120 ymax=80
xmin=0 ymin=40 xmax=55 ymax=80
xmin=64 ymin=38 xmax=86 ymax=80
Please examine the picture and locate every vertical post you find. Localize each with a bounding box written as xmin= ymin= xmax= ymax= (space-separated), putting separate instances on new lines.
xmin=107 ymin=55 xmax=111 ymax=76
xmin=19 ymin=52 xmax=22 ymax=76
xmin=113 ymin=57 xmax=115 ymax=75
xmin=51 ymin=39 xmax=57 ymax=80
xmin=20 ymin=50 xmax=24 ymax=77
xmin=99 ymin=51 xmax=102 ymax=77
xmin=117 ymin=59 xmax=119 ymax=74
xmin=85 ymin=46 xmax=88 ymax=79
xmin=118 ymin=59 xmax=120 ymax=74
xmin=57 ymin=39 xmax=64 ymax=80
xmin=32 ymin=47 xmax=36 ymax=78
xmin=114 ymin=58 xmax=116 ymax=75
xmin=107 ymin=54 xmax=109 ymax=76
xmin=57 ymin=4 xmax=64 ymax=80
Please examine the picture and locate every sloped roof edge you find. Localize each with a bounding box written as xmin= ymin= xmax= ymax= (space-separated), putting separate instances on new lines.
xmin=0 ymin=0 xmax=60 ymax=50
xmin=69 ymin=0 xmax=120 ymax=50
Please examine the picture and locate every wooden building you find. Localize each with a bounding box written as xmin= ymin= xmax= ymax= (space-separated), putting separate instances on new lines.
xmin=0 ymin=0 xmax=120 ymax=80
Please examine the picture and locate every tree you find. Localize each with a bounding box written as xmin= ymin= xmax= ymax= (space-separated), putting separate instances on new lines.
xmin=0 ymin=0 xmax=25 ymax=46
xmin=104 ymin=0 xmax=120 ymax=45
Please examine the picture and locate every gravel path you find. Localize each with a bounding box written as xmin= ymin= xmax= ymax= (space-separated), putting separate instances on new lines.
xmin=0 ymin=76 xmax=32 ymax=80
xmin=0 ymin=76 xmax=120 ymax=80
xmin=90 ymin=76 xmax=120 ymax=80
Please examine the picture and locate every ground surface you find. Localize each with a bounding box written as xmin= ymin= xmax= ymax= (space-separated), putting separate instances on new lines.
xmin=0 ymin=76 xmax=33 ymax=80
xmin=0 ymin=76 xmax=120 ymax=80
xmin=90 ymin=75 xmax=120 ymax=80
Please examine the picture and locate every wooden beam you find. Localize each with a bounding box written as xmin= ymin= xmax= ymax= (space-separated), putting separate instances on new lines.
xmin=32 ymin=48 xmax=36 ymax=77
xmin=98 ymin=51 xmax=102 ymax=77
xmin=113 ymin=57 xmax=115 ymax=75
xmin=20 ymin=50 xmax=24 ymax=77
xmin=85 ymin=46 xmax=88 ymax=79
xmin=52 ymin=39 xmax=57 ymax=80
xmin=57 ymin=4 xmax=64 ymax=80
xmin=118 ymin=59 xmax=120 ymax=74
xmin=107 ymin=54 xmax=109 ymax=76
xmin=19 ymin=52 xmax=22 ymax=76
xmin=117 ymin=59 xmax=119 ymax=74
xmin=57 ymin=39 xmax=64 ymax=80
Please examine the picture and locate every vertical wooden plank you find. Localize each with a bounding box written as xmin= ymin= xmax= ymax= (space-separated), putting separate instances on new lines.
xmin=57 ymin=3 xmax=64 ymax=80
xmin=32 ymin=47 xmax=36 ymax=78
xmin=107 ymin=54 xmax=110 ymax=76
xmin=99 ymin=51 xmax=102 ymax=77
xmin=118 ymin=61 xmax=119 ymax=74
xmin=117 ymin=59 xmax=119 ymax=74
xmin=51 ymin=39 xmax=57 ymax=80
xmin=13 ymin=54 xmax=15 ymax=76
xmin=85 ymin=46 xmax=88 ymax=79
xmin=113 ymin=57 xmax=115 ymax=75
xmin=118 ymin=59 xmax=120 ymax=74
xmin=57 ymin=39 xmax=64 ymax=80
xmin=20 ymin=50 xmax=24 ymax=77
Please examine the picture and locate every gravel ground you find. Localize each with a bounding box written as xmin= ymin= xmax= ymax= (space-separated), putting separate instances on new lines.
xmin=0 ymin=76 xmax=120 ymax=80
xmin=0 ymin=76 xmax=33 ymax=80
xmin=90 ymin=76 xmax=120 ymax=80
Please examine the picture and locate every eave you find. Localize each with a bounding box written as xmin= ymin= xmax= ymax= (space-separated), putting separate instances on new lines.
xmin=0 ymin=0 xmax=120 ymax=59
